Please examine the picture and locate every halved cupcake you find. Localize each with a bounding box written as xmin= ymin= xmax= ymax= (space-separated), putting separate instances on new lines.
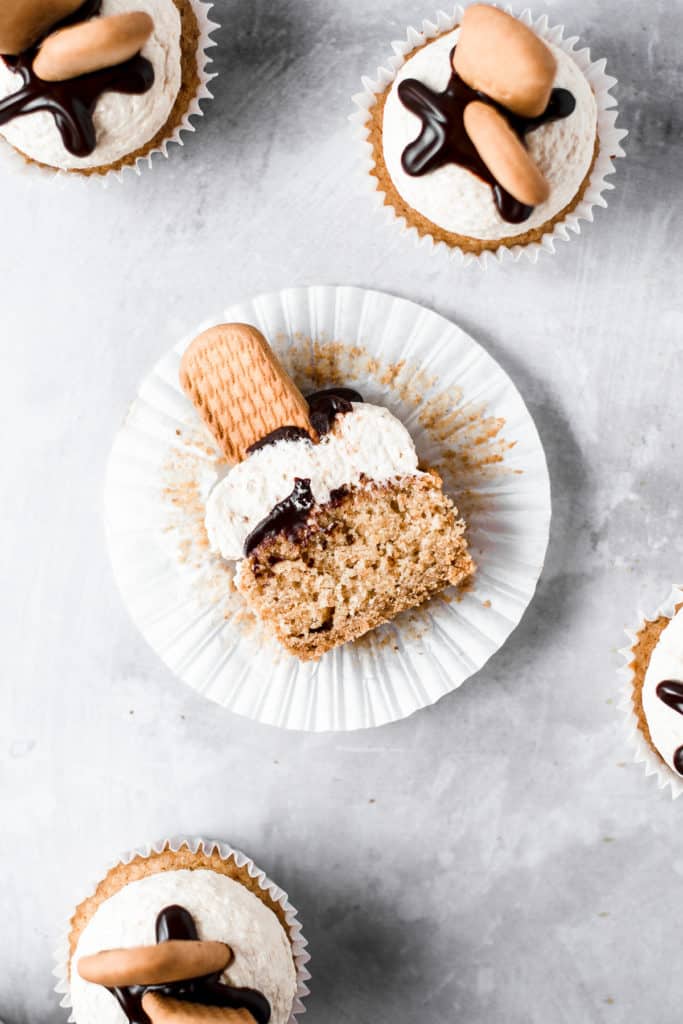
xmin=180 ymin=323 xmax=475 ymax=660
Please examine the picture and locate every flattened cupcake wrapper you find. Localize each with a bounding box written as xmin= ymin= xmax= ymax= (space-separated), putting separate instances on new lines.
xmin=618 ymin=585 xmax=683 ymax=800
xmin=53 ymin=835 xmax=311 ymax=1022
xmin=350 ymin=4 xmax=628 ymax=267
xmin=0 ymin=0 xmax=219 ymax=185
xmin=104 ymin=284 xmax=551 ymax=732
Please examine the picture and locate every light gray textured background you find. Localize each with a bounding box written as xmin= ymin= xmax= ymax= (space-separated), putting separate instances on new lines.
xmin=1 ymin=0 xmax=682 ymax=1021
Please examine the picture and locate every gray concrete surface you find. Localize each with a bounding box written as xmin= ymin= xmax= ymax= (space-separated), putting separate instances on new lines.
xmin=1 ymin=0 xmax=682 ymax=1021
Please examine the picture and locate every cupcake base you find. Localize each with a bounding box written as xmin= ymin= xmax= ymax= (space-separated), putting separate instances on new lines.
xmin=619 ymin=586 xmax=683 ymax=799
xmin=9 ymin=0 xmax=200 ymax=177
xmin=367 ymin=56 xmax=600 ymax=254
xmin=57 ymin=837 xmax=311 ymax=1024
xmin=352 ymin=5 xmax=627 ymax=266
xmin=366 ymin=31 xmax=602 ymax=256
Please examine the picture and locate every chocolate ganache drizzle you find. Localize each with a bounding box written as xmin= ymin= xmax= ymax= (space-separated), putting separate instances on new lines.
xmin=307 ymin=387 xmax=363 ymax=436
xmin=398 ymin=46 xmax=575 ymax=224
xmin=656 ymin=680 xmax=683 ymax=775
xmin=0 ymin=0 xmax=154 ymax=158
xmin=247 ymin=387 xmax=363 ymax=455
xmin=244 ymin=387 xmax=364 ymax=556
xmin=245 ymin=477 xmax=316 ymax=556
xmin=108 ymin=904 xmax=271 ymax=1024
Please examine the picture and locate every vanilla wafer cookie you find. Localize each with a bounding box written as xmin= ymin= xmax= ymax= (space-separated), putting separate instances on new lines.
xmin=78 ymin=940 xmax=232 ymax=987
xmin=0 ymin=0 xmax=84 ymax=54
xmin=180 ymin=325 xmax=316 ymax=463
xmin=33 ymin=11 xmax=155 ymax=82
xmin=143 ymin=993 xmax=256 ymax=1024
xmin=452 ymin=4 xmax=557 ymax=118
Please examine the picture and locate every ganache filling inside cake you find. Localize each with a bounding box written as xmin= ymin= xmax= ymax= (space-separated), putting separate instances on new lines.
xmin=245 ymin=477 xmax=316 ymax=556
xmin=398 ymin=46 xmax=575 ymax=224
xmin=244 ymin=387 xmax=364 ymax=555
xmin=656 ymin=679 xmax=683 ymax=774
xmin=107 ymin=904 xmax=271 ymax=1024
xmin=0 ymin=0 xmax=155 ymax=157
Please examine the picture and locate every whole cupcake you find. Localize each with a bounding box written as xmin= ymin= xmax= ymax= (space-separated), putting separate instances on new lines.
xmin=355 ymin=3 xmax=625 ymax=262
xmin=57 ymin=839 xmax=310 ymax=1024
xmin=0 ymin=0 xmax=215 ymax=177
xmin=624 ymin=587 xmax=683 ymax=797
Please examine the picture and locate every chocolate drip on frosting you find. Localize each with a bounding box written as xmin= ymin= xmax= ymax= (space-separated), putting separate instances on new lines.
xmin=306 ymin=386 xmax=362 ymax=435
xmin=109 ymin=905 xmax=271 ymax=1024
xmin=398 ymin=47 xmax=575 ymax=223
xmin=247 ymin=426 xmax=311 ymax=454
xmin=656 ymin=680 xmax=683 ymax=775
xmin=0 ymin=0 xmax=154 ymax=158
xmin=243 ymin=388 xmax=365 ymax=555
xmin=247 ymin=387 xmax=364 ymax=454
xmin=656 ymin=680 xmax=683 ymax=716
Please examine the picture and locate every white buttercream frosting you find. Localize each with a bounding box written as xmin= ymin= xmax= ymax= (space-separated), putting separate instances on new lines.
xmin=382 ymin=28 xmax=597 ymax=240
xmin=0 ymin=0 xmax=182 ymax=170
xmin=70 ymin=869 xmax=297 ymax=1024
xmin=206 ymin=402 xmax=422 ymax=561
xmin=642 ymin=608 xmax=683 ymax=776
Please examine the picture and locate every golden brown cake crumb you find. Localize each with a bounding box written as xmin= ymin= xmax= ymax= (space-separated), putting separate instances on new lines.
xmin=237 ymin=473 xmax=475 ymax=660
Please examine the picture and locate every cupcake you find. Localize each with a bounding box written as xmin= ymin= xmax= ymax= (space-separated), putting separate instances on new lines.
xmin=354 ymin=3 xmax=625 ymax=262
xmin=58 ymin=839 xmax=310 ymax=1024
xmin=0 ymin=0 xmax=214 ymax=177
xmin=623 ymin=587 xmax=683 ymax=797
xmin=179 ymin=323 xmax=475 ymax=660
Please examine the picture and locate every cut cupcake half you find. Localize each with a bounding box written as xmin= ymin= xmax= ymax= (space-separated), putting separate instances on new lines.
xmin=179 ymin=323 xmax=475 ymax=661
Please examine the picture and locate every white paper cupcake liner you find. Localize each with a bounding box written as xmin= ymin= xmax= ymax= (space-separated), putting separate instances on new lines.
xmin=104 ymin=285 xmax=551 ymax=731
xmin=350 ymin=4 xmax=627 ymax=267
xmin=53 ymin=835 xmax=311 ymax=1022
xmin=0 ymin=0 xmax=218 ymax=186
xmin=618 ymin=585 xmax=683 ymax=800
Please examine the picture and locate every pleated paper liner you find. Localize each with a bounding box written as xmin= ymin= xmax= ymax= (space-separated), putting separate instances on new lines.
xmin=0 ymin=0 xmax=218 ymax=185
xmin=351 ymin=4 xmax=627 ymax=267
xmin=104 ymin=285 xmax=551 ymax=731
xmin=53 ymin=835 xmax=311 ymax=1023
xmin=618 ymin=584 xmax=683 ymax=800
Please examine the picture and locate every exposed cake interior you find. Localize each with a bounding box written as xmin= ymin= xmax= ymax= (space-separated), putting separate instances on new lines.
xmin=237 ymin=472 xmax=474 ymax=660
